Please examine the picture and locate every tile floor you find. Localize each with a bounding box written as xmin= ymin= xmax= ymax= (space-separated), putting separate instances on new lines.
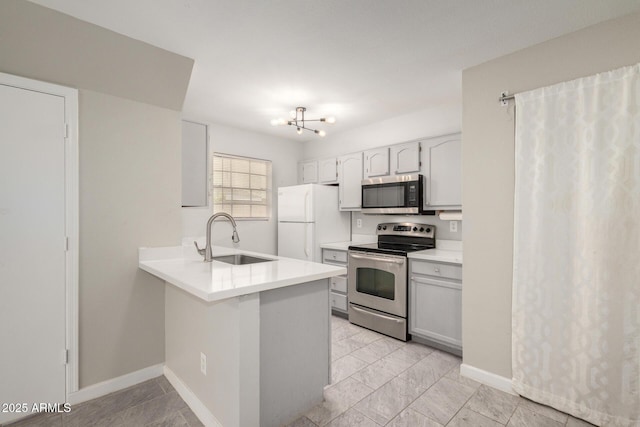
xmin=5 ymin=375 xmax=203 ymax=427
xmin=6 ymin=315 xmax=596 ymax=427
xmin=285 ymin=315 xmax=595 ymax=427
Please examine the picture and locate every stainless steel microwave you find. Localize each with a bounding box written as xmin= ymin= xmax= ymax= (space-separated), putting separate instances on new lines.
xmin=361 ymin=174 xmax=425 ymax=214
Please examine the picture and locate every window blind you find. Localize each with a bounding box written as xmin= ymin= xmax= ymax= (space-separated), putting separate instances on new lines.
xmin=212 ymin=153 xmax=272 ymax=219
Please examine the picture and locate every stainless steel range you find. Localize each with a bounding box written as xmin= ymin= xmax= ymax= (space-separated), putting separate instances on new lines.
xmin=348 ymin=222 xmax=435 ymax=341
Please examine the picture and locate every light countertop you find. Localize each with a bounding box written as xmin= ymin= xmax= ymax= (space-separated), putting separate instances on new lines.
xmin=408 ymin=249 xmax=463 ymax=264
xmin=408 ymin=240 xmax=463 ymax=264
xmin=319 ymin=241 xmax=352 ymax=251
xmin=320 ymin=235 xmax=377 ymax=251
xmin=139 ymin=245 xmax=346 ymax=302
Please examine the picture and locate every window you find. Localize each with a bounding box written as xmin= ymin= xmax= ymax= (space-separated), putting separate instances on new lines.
xmin=212 ymin=153 xmax=272 ymax=220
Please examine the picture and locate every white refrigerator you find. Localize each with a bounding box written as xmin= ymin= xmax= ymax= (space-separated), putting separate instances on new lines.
xmin=277 ymin=184 xmax=351 ymax=262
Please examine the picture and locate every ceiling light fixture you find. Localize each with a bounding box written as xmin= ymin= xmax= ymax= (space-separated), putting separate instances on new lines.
xmin=270 ymin=107 xmax=335 ymax=137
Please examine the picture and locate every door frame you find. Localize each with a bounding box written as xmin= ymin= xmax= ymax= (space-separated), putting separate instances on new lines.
xmin=0 ymin=72 xmax=79 ymax=396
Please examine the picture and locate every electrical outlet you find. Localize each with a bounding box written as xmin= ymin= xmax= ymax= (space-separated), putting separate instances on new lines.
xmin=200 ymin=352 xmax=207 ymax=375
xmin=356 ymin=218 xmax=362 ymax=228
xmin=449 ymin=221 xmax=458 ymax=233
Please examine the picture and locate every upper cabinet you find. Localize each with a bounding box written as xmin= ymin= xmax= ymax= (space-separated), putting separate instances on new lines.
xmin=363 ymin=147 xmax=390 ymax=178
xmin=299 ymin=160 xmax=318 ymax=184
xmin=318 ymin=158 xmax=338 ymax=184
xmin=423 ymin=134 xmax=461 ymax=209
xmin=390 ymin=141 xmax=421 ymax=175
xmin=296 ymin=132 xmax=462 ymax=211
xmin=338 ymin=152 xmax=363 ymax=210
xmin=181 ymin=120 xmax=208 ymax=207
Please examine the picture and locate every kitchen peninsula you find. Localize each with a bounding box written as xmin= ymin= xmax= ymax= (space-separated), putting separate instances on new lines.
xmin=139 ymin=245 xmax=345 ymax=427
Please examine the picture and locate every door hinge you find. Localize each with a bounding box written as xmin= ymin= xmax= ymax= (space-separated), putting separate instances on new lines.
xmin=63 ymin=349 xmax=69 ymax=364
xmin=65 ymin=236 xmax=69 ymax=251
xmin=64 ymin=123 xmax=69 ymax=139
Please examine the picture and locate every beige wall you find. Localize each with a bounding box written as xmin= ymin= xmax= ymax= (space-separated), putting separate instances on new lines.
xmin=0 ymin=0 xmax=193 ymax=110
xmin=462 ymin=12 xmax=640 ymax=378
xmin=0 ymin=1 xmax=190 ymax=388
xmin=79 ymin=90 xmax=182 ymax=387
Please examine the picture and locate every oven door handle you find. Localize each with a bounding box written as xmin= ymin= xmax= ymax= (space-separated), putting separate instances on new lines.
xmin=349 ymin=253 xmax=405 ymax=264
xmin=351 ymin=305 xmax=404 ymax=323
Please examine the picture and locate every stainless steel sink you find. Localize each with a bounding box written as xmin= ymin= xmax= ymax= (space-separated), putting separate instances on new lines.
xmin=212 ymin=254 xmax=274 ymax=265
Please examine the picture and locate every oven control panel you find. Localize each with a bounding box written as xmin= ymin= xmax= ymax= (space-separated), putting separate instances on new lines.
xmin=376 ymin=222 xmax=435 ymax=238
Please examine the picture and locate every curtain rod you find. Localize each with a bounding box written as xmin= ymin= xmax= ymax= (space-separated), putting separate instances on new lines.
xmin=499 ymin=91 xmax=516 ymax=106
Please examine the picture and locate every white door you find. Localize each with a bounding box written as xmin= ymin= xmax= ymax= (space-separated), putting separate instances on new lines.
xmin=318 ymin=158 xmax=338 ymax=183
xmin=428 ymin=138 xmax=462 ymax=207
xmin=338 ymin=153 xmax=363 ymax=210
xmin=181 ymin=120 xmax=208 ymax=207
xmin=364 ymin=147 xmax=390 ymax=178
xmin=409 ymin=276 xmax=462 ymax=347
xmin=390 ymin=141 xmax=421 ymax=174
xmin=0 ymin=83 xmax=67 ymax=421
xmin=301 ymin=161 xmax=318 ymax=184
xmin=277 ymin=185 xmax=314 ymax=222
xmin=277 ymin=222 xmax=314 ymax=261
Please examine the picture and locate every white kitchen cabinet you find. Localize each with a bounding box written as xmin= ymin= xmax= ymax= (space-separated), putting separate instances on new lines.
xmin=318 ymin=157 xmax=338 ymax=184
xmin=363 ymin=147 xmax=390 ymax=178
xmin=300 ymin=160 xmax=318 ymax=184
xmin=181 ymin=120 xmax=208 ymax=207
xmin=323 ymin=248 xmax=349 ymax=315
xmin=409 ymin=259 xmax=462 ymax=355
xmin=423 ymin=133 xmax=462 ymax=209
xmin=390 ymin=141 xmax=421 ymax=175
xmin=338 ymin=152 xmax=363 ymax=210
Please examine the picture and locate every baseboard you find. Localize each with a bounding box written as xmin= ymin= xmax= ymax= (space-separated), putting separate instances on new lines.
xmin=459 ymin=363 xmax=516 ymax=395
xmin=67 ymin=364 xmax=164 ymax=405
xmin=163 ymin=366 xmax=222 ymax=427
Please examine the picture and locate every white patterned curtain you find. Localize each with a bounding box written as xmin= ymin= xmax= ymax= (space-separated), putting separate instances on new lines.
xmin=513 ymin=64 xmax=640 ymax=426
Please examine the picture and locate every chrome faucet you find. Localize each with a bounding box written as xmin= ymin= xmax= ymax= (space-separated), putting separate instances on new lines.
xmin=194 ymin=212 xmax=240 ymax=262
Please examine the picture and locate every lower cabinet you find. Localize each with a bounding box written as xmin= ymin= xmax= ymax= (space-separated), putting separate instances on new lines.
xmin=322 ymin=248 xmax=349 ymax=315
xmin=409 ymin=259 xmax=462 ymax=354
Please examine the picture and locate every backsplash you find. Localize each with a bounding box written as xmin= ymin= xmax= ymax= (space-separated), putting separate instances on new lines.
xmin=351 ymin=212 xmax=462 ymax=241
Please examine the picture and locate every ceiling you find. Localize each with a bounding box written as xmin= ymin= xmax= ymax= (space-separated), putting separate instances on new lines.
xmin=28 ymin=0 xmax=640 ymax=141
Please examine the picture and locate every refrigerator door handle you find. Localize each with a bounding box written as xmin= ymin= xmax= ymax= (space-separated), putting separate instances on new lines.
xmin=303 ymin=190 xmax=309 ymax=222
xmin=304 ymin=224 xmax=309 ymax=258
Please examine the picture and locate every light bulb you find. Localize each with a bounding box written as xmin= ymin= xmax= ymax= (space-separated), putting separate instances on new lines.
xmin=297 ymin=127 xmax=302 ymax=135
xmin=318 ymin=130 xmax=326 ymax=137
xmin=323 ymin=116 xmax=336 ymax=124
xmin=290 ymin=110 xmax=297 ymax=119
xmin=270 ymin=118 xmax=286 ymax=126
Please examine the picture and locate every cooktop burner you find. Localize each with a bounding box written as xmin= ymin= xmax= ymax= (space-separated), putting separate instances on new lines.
xmin=349 ymin=222 xmax=435 ymax=256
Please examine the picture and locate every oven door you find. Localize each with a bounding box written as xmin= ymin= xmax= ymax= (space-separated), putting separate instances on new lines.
xmin=348 ymin=250 xmax=407 ymax=317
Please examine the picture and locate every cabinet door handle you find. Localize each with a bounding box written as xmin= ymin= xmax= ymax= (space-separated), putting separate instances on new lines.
xmin=434 ymin=268 xmax=440 ymax=273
